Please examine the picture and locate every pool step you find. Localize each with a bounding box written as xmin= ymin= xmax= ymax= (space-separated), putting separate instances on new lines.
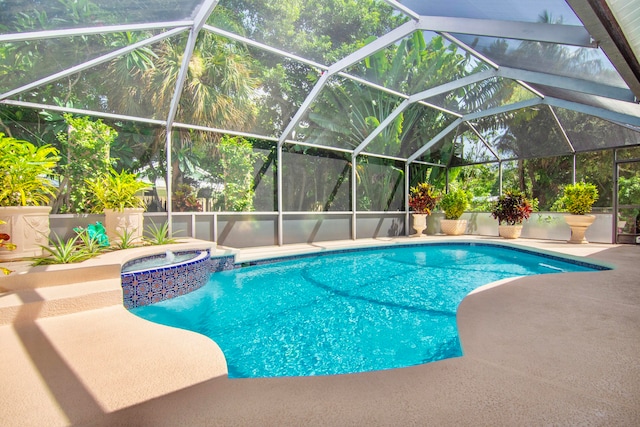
xmin=0 ymin=278 xmax=123 ymax=325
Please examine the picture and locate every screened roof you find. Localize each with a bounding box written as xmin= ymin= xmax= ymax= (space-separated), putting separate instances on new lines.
xmin=2 ymin=0 xmax=640 ymax=164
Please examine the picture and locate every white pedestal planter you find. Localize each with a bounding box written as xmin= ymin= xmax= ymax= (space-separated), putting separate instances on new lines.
xmin=564 ymin=214 xmax=596 ymax=244
xmin=104 ymin=208 xmax=145 ymax=244
xmin=498 ymin=224 xmax=523 ymax=239
xmin=411 ymin=214 xmax=428 ymax=237
xmin=0 ymin=206 xmax=51 ymax=260
xmin=440 ymin=219 xmax=467 ymax=236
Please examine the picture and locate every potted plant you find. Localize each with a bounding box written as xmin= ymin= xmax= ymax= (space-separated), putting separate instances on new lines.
xmin=557 ymin=182 xmax=599 ymax=244
xmin=439 ymin=187 xmax=470 ymax=235
xmin=0 ymin=133 xmax=60 ymax=260
xmin=85 ymin=168 xmax=150 ymax=244
xmin=408 ymin=182 xmax=440 ymax=237
xmin=491 ymin=190 xmax=533 ymax=239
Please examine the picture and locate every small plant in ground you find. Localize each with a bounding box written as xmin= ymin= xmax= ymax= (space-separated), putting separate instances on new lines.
xmin=144 ymin=222 xmax=179 ymax=245
xmin=32 ymin=234 xmax=94 ymax=265
xmin=75 ymin=228 xmax=108 ymax=257
xmin=112 ymin=227 xmax=142 ymax=250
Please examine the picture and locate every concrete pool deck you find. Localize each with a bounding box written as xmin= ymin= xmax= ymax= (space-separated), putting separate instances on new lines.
xmin=1 ymin=236 xmax=639 ymax=426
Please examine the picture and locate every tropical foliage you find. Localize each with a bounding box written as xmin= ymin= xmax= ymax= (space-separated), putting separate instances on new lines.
xmin=217 ymin=136 xmax=262 ymax=211
xmin=55 ymin=114 xmax=117 ymax=213
xmin=554 ymin=182 xmax=599 ymax=215
xmin=172 ymin=184 xmax=202 ymax=212
xmin=32 ymin=232 xmax=96 ymax=265
xmin=0 ymin=134 xmax=60 ymax=206
xmin=144 ymin=221 xmax=179 ymax=245
xmin=439 ymin=188 xmax=470 ymax=220
xmin=491 ymin=190 xmax=533 ymax=225
xmin=85 ymin=168 xmax=149 ymax=212
xmin=408 ymin=183 xmax=440 ymax=215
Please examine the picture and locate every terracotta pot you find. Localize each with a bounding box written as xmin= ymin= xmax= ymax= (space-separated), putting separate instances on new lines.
xmin=0 ymin=206 xmax=51 ymax=260
xmin=498 ymin=224 xmax=523 ymax=239
xmin=564 ymin=214 xmax=595 ymax=244
xmin=411 ymin=213 xmax=428 ymax=237
xmin=440 ymin=219 xmax=467 ymax=236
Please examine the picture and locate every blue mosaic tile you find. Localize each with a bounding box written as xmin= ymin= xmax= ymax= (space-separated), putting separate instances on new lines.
xmin=121 ymin=249 xmax=216 ymax=309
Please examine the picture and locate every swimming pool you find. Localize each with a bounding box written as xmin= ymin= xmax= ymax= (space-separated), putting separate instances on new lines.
xmin=131 ymin=243 xmax=606 ymax=378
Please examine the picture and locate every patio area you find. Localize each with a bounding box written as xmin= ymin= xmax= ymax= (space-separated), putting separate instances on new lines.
xmin=1 ymin=236 xmax=639 ymax=426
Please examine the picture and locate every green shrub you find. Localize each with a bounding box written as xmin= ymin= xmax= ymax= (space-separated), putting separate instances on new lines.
xmin=85 ymin=168 xmax=149 ymax=212
xmin=0 ymin=134 xmax=59 ymax=206
xmin=439 ymin=188 xmax=470 ymax=219
xmin=556 ymin=182 xmax=599 ymax=215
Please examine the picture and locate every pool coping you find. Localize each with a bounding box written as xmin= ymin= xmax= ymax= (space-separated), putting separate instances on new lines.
xmin=233 ymin=239 xmax=614 ymax=271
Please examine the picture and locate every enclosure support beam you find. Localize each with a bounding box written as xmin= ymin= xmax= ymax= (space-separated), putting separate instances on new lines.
xmin=497 ymin=67 xmax=635 ymax=102
xmin=351 ymin=154 xmax=358 ymax=240
xmin=166 ymin=130 xmax=173 ymax=235
xmin=278 ymin=72 xmax=330 ymax=148
xmin=0 ymin=27 xmax=188 ymax=101
xmin=544 ymin=97 xmax=640 ymax=126
xmin=463 ymin=98 xmax=542 ymax=122
xmin=383 ymin=0 xmax=421 ymax=20
xmin=0 ymin=21 xmax=193 ymax=43
xmin=467 ymin=122 xmax=501 ymax=162
xmin=613 ymin=150 xmax=618 ymax=244
xmin=327 ymin=21 xmax=417 ymax=75
xmin=353 ymin=100 xmax=410 ymax=156
xmin=278 ymin=20 xmax=417 ymax=149
xmin=162 ymin=0 xmax=219 ymax=237
xmin=277 ymin=145 xmax=284 ymax=246
xmin=407 ymin=118 xmax=463 ymax=163
xmin=0 ymin=100 xmax=166 ymax=126
xmin=405 ymin=162 xmax=410 ymax=236
xmin=409 ymin=70 xmax=495 ymax=104
xmin=549 ymin=106 xmax=576 ymax=154
xmin=417 ymin=16 xmax=593 ymax=47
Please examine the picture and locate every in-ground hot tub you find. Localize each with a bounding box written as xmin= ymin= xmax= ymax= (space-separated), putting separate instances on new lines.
xmin=121 ymin=250 xmax=211 ymax=309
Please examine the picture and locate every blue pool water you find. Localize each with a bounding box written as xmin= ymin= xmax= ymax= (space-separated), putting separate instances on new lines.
xmin=131 ymin=243 xmax=604 ymax=378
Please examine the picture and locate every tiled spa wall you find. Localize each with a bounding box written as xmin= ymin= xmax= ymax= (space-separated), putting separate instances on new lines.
xmin=121 ymin=250 xmax=236 ymax=309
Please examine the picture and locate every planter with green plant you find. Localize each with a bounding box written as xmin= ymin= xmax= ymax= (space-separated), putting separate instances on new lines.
xmin=0 ymin=133 xmax=60 ymax=260
xmin=85 ymin=168 xmax=150 ymax=244
xmin=556 ymin=182 xmax=599 ymax=244
xmin=439 ymin=188 xmax=470 ymax=235
xmin=408 ymin=182 xmax=440 ymax=237
xmin=491 ymin=190 xmax=533 ymax=239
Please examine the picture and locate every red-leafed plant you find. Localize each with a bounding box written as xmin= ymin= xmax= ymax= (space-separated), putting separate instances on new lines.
xmin=408 ymin=182 xmax=440 ymax=215
xmin=491 ymin=190 xmax=533 ymax=225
